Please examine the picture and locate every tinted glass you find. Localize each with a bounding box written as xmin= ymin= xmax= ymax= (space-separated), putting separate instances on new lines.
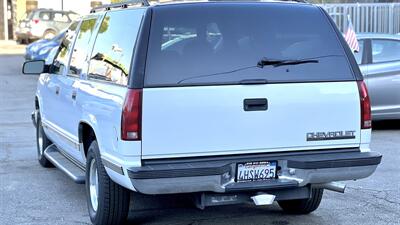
xmin=372 ymin=39 xmax=400 ymax=63
xmin=39 ymin=11 xmax=51 ymax=21
xmin=53 ymin=12 xmax=69 ymax=22
xmin=145 ymin=4 xmax=353 ymax=87
xmin=353 ymin=40 xmax=364 ymax=64
xmin=69 ymin=18 xmax=98 ymax=76
xmin=88 ymin=9 xmax=144 ymax=85
xmin=52 ymin=22 xmax=79 ymax=75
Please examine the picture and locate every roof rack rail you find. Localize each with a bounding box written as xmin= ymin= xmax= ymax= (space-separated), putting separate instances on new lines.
xmin=90 ymin=0 xmax=150 ymax=13
xmin=282 ymin=0 xmax=309 ymax=2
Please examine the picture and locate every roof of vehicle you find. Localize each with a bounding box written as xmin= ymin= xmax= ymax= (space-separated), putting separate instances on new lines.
xmin=151 ymin=0 xmax=308 ymax=6
xmin=357 ymin=33 xmax=400 ymax=40
xmin=150 ymin=0 xmax=311 ymax=9
xmin=31 ymin=8 xmax=78 ymax=13
xmin=90 ymin=0 xmax=311 ymax=13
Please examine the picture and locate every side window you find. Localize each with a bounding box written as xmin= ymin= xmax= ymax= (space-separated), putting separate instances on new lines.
xmin=353 ymin=39 xmax=364 ymax=65
xmin=52 ymin=21 xmax=79 ymax=75
xmin=372 ymin=39 xmax=400 ymax=63
xmin=88 ymin=9 xmax=144 ymax=86
xmin=68 ymin=18 xmax=98 ymax=76
xmin=39 ymin=11 xmax=51 ymax=21
xmin=53 ymin=12 xmax=69 ymax=23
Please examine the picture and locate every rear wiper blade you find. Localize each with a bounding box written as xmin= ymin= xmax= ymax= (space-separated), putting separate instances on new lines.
xmin=257 ymin=58 xmax=285 ymax=68
xmin=257 ymin=57 xmax=319 ymax=68
xmin=274 ymin=59 xmax=319 ymax=67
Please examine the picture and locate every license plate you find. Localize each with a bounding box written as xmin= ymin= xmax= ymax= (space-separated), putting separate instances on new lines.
xmin=236 ymin=161 xmax=277 ymax=182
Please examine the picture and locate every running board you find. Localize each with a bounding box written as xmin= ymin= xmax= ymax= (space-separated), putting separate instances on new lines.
xmin=44 ymin=144 xmax=85 ymax=184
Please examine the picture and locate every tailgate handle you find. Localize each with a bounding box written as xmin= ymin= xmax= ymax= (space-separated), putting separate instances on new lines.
xmin=244 ymin=98 xmax=268 ymax=111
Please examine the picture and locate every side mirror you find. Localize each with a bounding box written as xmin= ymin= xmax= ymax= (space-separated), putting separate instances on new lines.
xmin=22 ymin=60 xmax=46 ymax=75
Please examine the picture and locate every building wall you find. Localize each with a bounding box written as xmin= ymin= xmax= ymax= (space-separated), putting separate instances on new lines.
xmin=15 ymin=0 xmax=25 ymax=22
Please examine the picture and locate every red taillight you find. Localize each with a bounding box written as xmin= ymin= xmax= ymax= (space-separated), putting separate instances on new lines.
xmin=358 ymin=81 xmax=372 ymax=129
xmin=121 ymin=89 xmax=142 ymax=140
xmin=32 ymin=19 xmax=39 ymax=24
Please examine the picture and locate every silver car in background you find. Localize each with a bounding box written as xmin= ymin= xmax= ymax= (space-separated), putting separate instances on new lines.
xmin=16 ymin=9 xmax=78 ymax=43
xmin=354 ymin=34 xmax=400 ymax=121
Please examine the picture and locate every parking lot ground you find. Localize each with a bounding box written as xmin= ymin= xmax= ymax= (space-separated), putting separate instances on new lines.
xmin=0 ymin=55 xmax=399 ymax=225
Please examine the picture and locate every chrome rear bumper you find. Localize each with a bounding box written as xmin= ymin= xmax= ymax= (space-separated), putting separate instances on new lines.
xmin=124 ymin=149 xmax=381 ymax=195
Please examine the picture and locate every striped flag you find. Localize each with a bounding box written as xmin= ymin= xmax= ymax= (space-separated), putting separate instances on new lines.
xmin=344 ymin=15 xmax=359 ymax=52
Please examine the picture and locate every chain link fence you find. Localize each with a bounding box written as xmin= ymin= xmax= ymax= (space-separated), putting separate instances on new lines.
xmin=319 ymin=3 xmax=400 ymax=34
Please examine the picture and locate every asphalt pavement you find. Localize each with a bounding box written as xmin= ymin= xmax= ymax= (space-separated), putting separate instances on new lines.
xmin=0 ymin=55 xmax=399 ymax=225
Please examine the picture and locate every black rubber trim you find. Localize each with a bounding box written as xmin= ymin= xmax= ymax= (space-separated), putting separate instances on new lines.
xmin=128 ymin=164 xmax=231 ymax=179
xmin=360 ymin=38 xmax=371 ymax=65
xmin=364 ymin=38 xmax=373 ymax=64
xmin=128 ymin=8 xmax=152 ymax=89
xmin=31 ymin=111 xmax=37 ymax=128
xmin=102 ymin=158 xmax=124 ymax=175
xmin=243 ymin=98 xmax=268 ymax=111
xmin=225 ymin=179 xmax=299 ymax=192
xmin=287 ymin=151 xmax=382 ymax=169
xmin=142 ymin=148 xmax=360 ymax=166
xmin=129 ymin=149 xmax=381 ymax=180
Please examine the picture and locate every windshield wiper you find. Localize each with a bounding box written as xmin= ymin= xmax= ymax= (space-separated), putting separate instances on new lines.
xmin=257 ymin=57 xmax=319 ymax=68
xmin=177 ymin=55 xmax=335 ymax=85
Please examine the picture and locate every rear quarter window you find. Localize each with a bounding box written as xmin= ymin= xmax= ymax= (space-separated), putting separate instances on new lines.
xmin=145 ymin=3 xmax=354 ymax=87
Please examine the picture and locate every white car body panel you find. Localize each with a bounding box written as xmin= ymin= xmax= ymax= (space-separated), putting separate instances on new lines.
xmin=141 ymin=82 xmax=361 ymax=159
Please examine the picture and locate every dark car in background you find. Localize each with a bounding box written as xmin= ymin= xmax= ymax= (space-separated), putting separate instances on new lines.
xmin=25 ymin=30 xmax=65 ymax=61
xmin=16 ymin=9 xmax=78 ymax=44
xmin=354 ymin=33 xmax=400 ymax=120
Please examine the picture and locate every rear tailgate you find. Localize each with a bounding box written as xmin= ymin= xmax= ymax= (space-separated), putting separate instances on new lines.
xmin=139 ymin=4 xmax=362 ymax=159
xmin=141 ymin=82 xmax=360 ymax=159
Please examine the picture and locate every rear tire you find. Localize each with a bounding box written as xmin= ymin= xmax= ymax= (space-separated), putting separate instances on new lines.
xmin=36 ymin=113 xmax=53 ymax=168
xmin=86 ymin=140 xmax=130 ymax=225
xmin=278 ymin=188 xmax=324 ymax=214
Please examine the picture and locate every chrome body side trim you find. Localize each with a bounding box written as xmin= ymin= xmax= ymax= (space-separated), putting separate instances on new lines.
xmin=41 ymin=119 xmax=80 ymax=149
xmin=102 ymin=157 xmax=124 ymax=175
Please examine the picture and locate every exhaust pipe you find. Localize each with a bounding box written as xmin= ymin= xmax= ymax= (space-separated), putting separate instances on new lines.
xmin=251 ymin=193 xmax=276 ymax=206
xmin=315 ymin=182 xmax=346 ymax=193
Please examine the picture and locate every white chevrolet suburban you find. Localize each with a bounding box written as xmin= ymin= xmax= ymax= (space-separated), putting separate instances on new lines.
xmin=23 ymin=1 xmax=382 ymax=224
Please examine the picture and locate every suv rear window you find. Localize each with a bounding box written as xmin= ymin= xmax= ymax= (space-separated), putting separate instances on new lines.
xmin=145 ymin=4 xmax=354 ymax=87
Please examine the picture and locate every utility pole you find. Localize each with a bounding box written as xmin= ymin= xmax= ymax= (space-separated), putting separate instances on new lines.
xmin=61 ymin=0 xmax=63 ymax=10
xmin=3 ymin=0 xmax=8 ymax=40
